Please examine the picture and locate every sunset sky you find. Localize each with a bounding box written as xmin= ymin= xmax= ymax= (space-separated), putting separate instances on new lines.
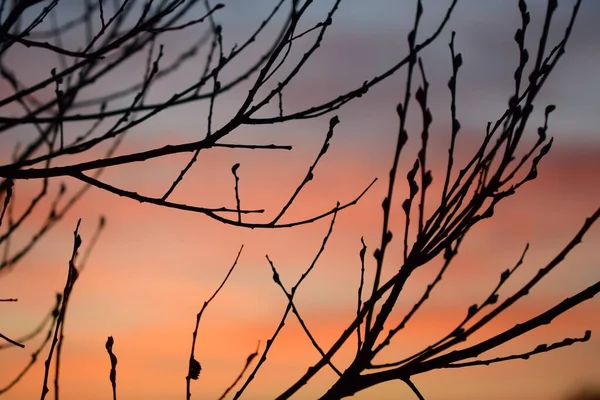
xmin=1 ymin=1 xmax=599 ymax=399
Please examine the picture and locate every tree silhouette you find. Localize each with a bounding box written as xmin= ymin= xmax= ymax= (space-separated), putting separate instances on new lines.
xmin=0 ymin=0 xmax=598 ymax=399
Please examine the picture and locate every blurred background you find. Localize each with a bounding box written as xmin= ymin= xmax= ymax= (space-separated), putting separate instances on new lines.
xmin=0 ymin=0 xmax=599 ymax=399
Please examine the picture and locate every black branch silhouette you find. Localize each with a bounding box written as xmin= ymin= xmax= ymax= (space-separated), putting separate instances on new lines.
xmin=0 ymin=0 xmax=598 ymax=399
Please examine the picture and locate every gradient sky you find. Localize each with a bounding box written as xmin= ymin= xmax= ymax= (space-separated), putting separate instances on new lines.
xmin=1 ymin=1 xmax=599 ymax=399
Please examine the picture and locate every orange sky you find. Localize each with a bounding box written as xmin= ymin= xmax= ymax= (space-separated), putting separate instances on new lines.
xmin=1 ymin=1 xmax=600 ymax=400
xmin=1 ymin=135 xmax=599 ymax=400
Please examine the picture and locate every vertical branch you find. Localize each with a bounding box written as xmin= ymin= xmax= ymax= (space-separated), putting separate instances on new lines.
xmin=204 ymin=6 xmax=223 ymax=138
xmin=278 ymin=85 xmax=283 ymax=117
xmin=415 ymin=58 xmax=432 ymax=235
xmin=53 ymin=215 xmax=105 ymax=400
xmin=356 ymin=237 xmax=366 ymax=352
xmin=402 ymin=160 xmax=419 ymax=261
xmin=512 ymin=0 xmax=530 ymax=105
xmin=40 ymin=219 xmax=82 ymax=400
xmin=232 ymin=163 xmax=241 ymax=223
xmin=105 ymin=336 xmax=117 ymax=400
xmin=49 ymin=8 xmax=68 ymax=71
xmin=506 ymin=0 xmax=560 ymax=157
xmin=441 ymin=31 xmax=462 ymax=205
xmin=98 ymin=0 xmax=106 ymax=29
xmin=51 ymin=68 xmax=66 ymax=150
xmin=365 ymin=0 xmax=423 ymax=337
xmin=186 ymin=245 xmax=244 ymax=400
xmin=77 ymin=215 xmax=106 ymax=271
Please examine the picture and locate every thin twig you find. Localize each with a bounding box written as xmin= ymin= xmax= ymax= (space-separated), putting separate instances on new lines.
xmin=186 ymin=245 xmax=244 ymax=400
